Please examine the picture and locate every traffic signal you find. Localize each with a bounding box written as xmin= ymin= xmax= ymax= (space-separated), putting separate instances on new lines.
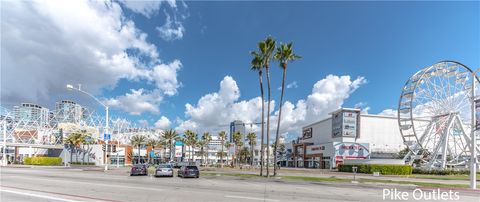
xmin=102 ymin=145 xmax=106 ymax=151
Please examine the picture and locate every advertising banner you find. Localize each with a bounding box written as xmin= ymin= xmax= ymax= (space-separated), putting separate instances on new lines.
xmin=175 ymin=141 xmax=183 ymax=157
xmin=302 ymin=127 xmax=312 ymax=139
xmin=342 ymin=111 xmax=358 ymax=137
xmin=333 ymin=142 xmax=369 ymax=159
xmin=332 ymin=112 xmax=343 ymax=137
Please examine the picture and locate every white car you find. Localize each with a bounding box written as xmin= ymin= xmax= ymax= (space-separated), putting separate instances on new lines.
xmin=155 ymin=164 xmax=174 ymax=177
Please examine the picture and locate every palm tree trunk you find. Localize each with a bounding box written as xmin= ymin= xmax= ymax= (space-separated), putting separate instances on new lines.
xmin=87 ymin=144 xmax=90 ymax=164
xmin=70 ymin=145 xmax=73 ymax=165
xmin=221 ymin=141 xmax=224 ymax=168
xmin=251 ymin=146 xmax=254 ymax=166
xmin=137 ymin=145 xmax=140 ymax=164
xmin=82 ymin=145 xmax=85 ymax=165
xmin=274 ymin=66 xmax=287 ymax=176
xmin=266 ymin=65 xmax=271 ymax=177
xmin=258 ymin=71 xmax=265 ymax=176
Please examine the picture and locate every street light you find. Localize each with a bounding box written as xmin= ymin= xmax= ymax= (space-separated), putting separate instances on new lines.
xmin=471 ymin=70 xmax=479 ymax=190
xmin=66 ymin=84 xmax=110 ymax=171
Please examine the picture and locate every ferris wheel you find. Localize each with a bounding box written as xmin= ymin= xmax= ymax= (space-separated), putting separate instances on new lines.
xmin=398 ymin=61 xmax=479 ymax=168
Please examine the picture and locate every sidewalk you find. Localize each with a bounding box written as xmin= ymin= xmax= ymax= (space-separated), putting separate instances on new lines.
xmin=201 ymin=167 xmax=474 ymax=186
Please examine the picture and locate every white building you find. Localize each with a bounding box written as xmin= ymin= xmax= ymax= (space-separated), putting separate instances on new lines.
xmin=291 ymin=108 xmax=406 ymax=169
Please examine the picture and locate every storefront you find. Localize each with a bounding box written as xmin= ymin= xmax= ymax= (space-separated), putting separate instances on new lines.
xmin=292 ymin=108 xmax=405 ymax=169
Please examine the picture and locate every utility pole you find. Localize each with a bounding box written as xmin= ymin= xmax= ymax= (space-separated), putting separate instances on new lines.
xmin=3 ymin=121 xmax=7 ymax=166
xmin=471 ymin=72 xmax=477 ymax=190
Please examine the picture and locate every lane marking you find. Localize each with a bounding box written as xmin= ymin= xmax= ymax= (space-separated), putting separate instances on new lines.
xmin=1 ymin=189 xmax=80 ymax=202
xmin=1 ymin=185 xmax=121 ymax=202
xmin=224 ymin=195 xmax=280 ymax=201
xmin=3 ymin=175 xmax=164 ymax=192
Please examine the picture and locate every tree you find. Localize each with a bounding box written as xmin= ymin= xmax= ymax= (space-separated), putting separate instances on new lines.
xmin=82 ymin=133 xmax=94 ymax=165
xmin=184 ymin=130 xmax=198 ymax=162
xmin=130 ymin=135 xmax=146 ymax=164
xmin=146 ymin=138 xmax=158 ymax=164
xmin=251 ymin=51 xmax=266 ymax=176
xmin=197 ymin=140 xmax=207 ymax=166
xmin=232 ymin=131 xmax=243 ymax=167
xmin=273 ymin=42 xmax=301 ymax=176
xmin=258 ymin=36 xmax=276 ymax=177
xmin=64 ymin=132 xmax=86 ymax=165
xmin=224 ymin=141 xmax=232 ymax=167
xmin=163 ymin=129 xmax=179 ymax=162
xmin=201 ymin=132 xmax=211 ymax=166
xmin=246 ymin=132 xmax=257 ymax=166
xmin=239 ymin=147 xmax=250 ymax=164
xmin=218 ymin=131 xmax=227 ymax=168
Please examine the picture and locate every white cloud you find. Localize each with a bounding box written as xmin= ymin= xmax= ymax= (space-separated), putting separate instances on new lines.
xmin=119 ymin=0 xmax=161 ymax=18
xmin=156 ymin=12 xmax=185 ymax=41
xmin=105 ymin=88 xmax=161 ymax=115
xmin=155 ymin=116 xmax=171 ymax=129
xmin=355 ymin=102 xmax=370 ymax=114
xmin=278 ymin=81 xmax=298 ymax=90
xmin=176 ymin=75 xmax=366 ymax=140
xmin=138 ymin=119 xmax=149 ymax=128
xmin=379 ymin=109 xmax=397 ymax=116
xmin=1 ymin=0 xmax=182 ymax=115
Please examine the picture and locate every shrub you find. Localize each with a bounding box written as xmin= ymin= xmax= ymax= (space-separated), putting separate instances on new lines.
xmin=23 ymin=157 xmax=62 ymax=166
xmin=412 ymin=168 xmax=472 ymax=175
xmin=338 ymin=164 xmax=412 ymax=175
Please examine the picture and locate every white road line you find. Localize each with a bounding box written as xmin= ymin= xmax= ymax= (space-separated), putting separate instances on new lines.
xmin=1 ymin=189 xmax=81 ymax=202
xmin=6 ymin=175 xmax=164 ymax=192
xmin=224 ymin=195 xmax=280 ymax=202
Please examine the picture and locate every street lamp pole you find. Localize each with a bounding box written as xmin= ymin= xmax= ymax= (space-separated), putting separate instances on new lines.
xmin=66 ymin=84 xmax=110 ymax=171
xmin=3 ymin=120 xmax=7 ymax=166
xmin=471 ymin=71 xmax=478 ymax=190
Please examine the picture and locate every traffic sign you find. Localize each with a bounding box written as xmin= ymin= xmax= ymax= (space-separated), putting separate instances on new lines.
xmin=103 ymin=133 xmax=111 ymax=141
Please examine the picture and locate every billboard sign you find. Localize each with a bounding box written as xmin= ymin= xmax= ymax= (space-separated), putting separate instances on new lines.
xmin=332 ymin=112 xmax=343 ymax=137
xmin=342 ymin=111 xmax=358 ymax=137
xmin=175 ymin=141 xmax=183 ymax=157
xmin=302 ymin=127 xmax=312 ymax=139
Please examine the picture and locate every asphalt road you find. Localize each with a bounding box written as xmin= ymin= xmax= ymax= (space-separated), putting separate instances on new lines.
xmin=1 ymin=167 xmax=479 ymax=202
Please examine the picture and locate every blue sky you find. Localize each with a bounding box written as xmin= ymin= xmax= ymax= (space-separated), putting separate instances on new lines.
xmin=2 ymin=1 xmax=479 ymax=137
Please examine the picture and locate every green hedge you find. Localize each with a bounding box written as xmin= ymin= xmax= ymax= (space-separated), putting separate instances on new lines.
xmin=338 ymin=164 xmax=412 ymax=175
xmin=412 ymin=168 xmax=472 ymax=175
xmin=23 ymin=157 xmax=62 ymax=166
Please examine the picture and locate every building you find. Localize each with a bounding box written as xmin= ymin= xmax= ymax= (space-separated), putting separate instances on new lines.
xmin=55 ymin=100 xmax=84 ymax=123
xmin=13 ymin=103 xmax=50 ymax=126
xmin=230 ymin=120 xmax=246 ymax=143
xmin=291 ymin=108 xmax=406 ymax=169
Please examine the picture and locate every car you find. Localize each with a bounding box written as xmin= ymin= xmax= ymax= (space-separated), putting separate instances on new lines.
xmin=155 ymin=164 xmax=174 ymax=177
xmin=177 ymin=165 xmax=199 ymax=178
xmin=130 ymin=164 xmax=147 ymax=176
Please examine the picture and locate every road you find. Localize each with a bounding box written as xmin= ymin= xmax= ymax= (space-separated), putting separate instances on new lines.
xmin=1 ymin=167 xmax=479 ymax=202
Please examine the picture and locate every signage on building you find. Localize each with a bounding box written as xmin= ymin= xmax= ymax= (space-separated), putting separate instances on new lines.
xmin=332 ymin=110 xmax=360 ymax=138
xmin=175 ymin=141 xmax=183 ymax=157
xmin=302 ymin=127 xmax=312 ymax=139
xmin=333 ymin=142 xmax=369 ymax=159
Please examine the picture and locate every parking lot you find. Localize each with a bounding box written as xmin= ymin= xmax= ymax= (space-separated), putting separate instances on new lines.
xmin=1 ymin=167 xmax=479 ymax=202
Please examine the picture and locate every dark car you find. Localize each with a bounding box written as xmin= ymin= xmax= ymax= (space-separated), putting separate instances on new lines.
xmin=130 ymin=164 xmax=147 ymax=176
xmin=177 ymin=165 xmax=199 ymax=178
xmin=155 ymin=164 xmax=174 ymax=177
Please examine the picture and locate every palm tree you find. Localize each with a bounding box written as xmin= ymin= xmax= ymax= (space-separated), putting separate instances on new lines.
xmin=246 ymin=132 xmax=257 ymax=166
xmin=251 ymin=51 xmax=266 ymax=176
xmin=218 ymin=131 xmax=227 ymax=167
xmin=64 ymin=132 xmax=86 ymax=165
xmin=130 ymin=135 xmax=146 ymax=164
xmin=258 ymin=36 xmax=276 ymax=177
xmin=232 ymin=131 xmax=243 ymax=167
xmin=201 ymin=132 xmax=211 ymax=166
xmin=146 ymin=138 xmax=158 ymax=164
xmin=273 ymin=42 xmax=301 ymax=176
xmin=239 ymin=147 xmax=250 ymax=164
xmin=184 ymin=130 xmax=198 ymax=162
xmin=224 ymin=141 xmax=231 ymax=167
xmin=197 ymin=140 xmax=207 ymax=166
xmin=163 ymin=129 xmax=179 ymax=162
xmin=81 ymin=133 xmax=94 ymax=165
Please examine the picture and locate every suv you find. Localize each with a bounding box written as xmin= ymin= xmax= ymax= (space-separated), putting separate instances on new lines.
xmin=177 ymin=165 xmax=199 ymax=178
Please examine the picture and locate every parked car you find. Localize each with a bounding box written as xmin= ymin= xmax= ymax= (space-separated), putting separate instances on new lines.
xmin=130 ymin=164 xmax=147 ymax=176
xmin=177 ymin=165 xmax=199 ymax=178
xmin=155 ymin=164 xmax=174 ymax=177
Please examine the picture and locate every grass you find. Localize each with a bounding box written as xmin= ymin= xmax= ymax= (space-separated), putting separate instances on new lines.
xmin=406 ymin=173 xmax=480 ymax=181
xmin=204 ymin=172 xmax=479 ymax=189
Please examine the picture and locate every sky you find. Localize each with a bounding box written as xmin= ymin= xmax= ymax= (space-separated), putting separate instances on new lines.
xmin=1 ymin=0 xmax=479 ymax=140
